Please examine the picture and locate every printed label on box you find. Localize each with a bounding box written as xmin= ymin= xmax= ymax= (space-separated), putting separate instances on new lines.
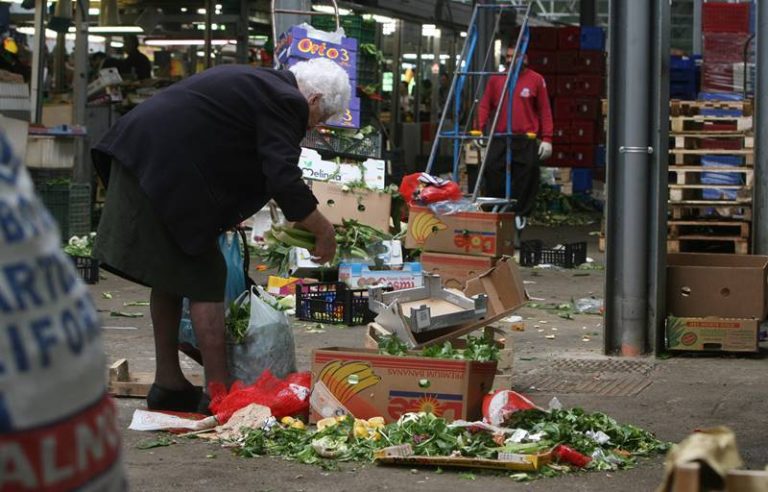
xmin=299 ymin=148 xmax=385 ymax=190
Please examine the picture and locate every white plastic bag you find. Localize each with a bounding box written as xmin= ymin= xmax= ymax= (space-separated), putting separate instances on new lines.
xmin=227 ymin=286 xmax=297 ymax=384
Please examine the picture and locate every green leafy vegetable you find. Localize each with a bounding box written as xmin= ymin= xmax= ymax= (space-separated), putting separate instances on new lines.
xmin=64 ymin=233 xmax=97 ymax=257
xmin=136 ymin=436 xmax=176 ymax=449
xmin=226 ymin=299 xmax=250 ymax=344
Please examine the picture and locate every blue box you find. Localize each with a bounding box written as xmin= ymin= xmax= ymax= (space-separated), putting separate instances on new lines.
xmin=572 ymin=168 xmax=593 ymax=193
xmin=698 ymin=92 xmax=743 ymax=101
xmin=579 ymin=26 xmax=605 ymax=51
xmin=324 ymin=96 xmax=361 ymax=129
xmin=276 ymin=26 xmax=358 ymax=80
xmin=670 ymin=55 xmax=696 ymax=71
xmin=702 ymin=155 xmax=743 ymax=201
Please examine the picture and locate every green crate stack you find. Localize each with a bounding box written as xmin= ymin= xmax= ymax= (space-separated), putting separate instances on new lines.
xmin=311 ymin=15 xmax=376 ymax=44
xmin=68 ymin=183 xmax=92 ymax=237
xmin=37 ymin=182 xmax=70 ymax=239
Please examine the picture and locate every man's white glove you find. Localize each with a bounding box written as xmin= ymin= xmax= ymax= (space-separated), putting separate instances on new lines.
xmin=538 ymin=141 xmax=553 ymax=160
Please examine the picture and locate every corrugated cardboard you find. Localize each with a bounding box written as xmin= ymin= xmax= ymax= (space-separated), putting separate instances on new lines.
xmin=310 ymin=347 xmax=497 ymax=423
xmin=421 ymin=252 xmax=499 ymax=289
xmin=312 ymin=181 xmax=391 ymax=231
xmin=406 ymin=206 xmax=515 ymax=257
xmin=667 ymin=253 xmax=768 ymax=319
xmin=666 ymin=316 xmax=759 ymax=353
xmin=339 ymin=262 xmax=422 ymax=290
xmin=299 ymin=148 xmax=385 ymax=190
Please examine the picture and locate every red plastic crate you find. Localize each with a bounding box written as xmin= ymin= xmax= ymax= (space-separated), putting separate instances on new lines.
xmin=556 ymin=51 xmax=579 ymax=74
xmin=570 ymin=145 xmax=595 ymax=168
xmin=701 ymin=62 xmax=736 ymax=93
xmin=553 ymin=120 xmax=572 ymax=144
xmin=700 ymin=138 xmax=744 ymax=151
xmin=550 ymin=145 xmax=572 ymax=166
xmin=529 ymin=26 xmax=559 ymax=51
xmin=556 ymin=77 xmax=577 ymax=96
xmin=558 ymin=26 xmax=581 ymax=50
xmin=574 ymin=74 xmax=604 ymax=97
xmin=577 ymin=52 xmax=606 ymax=74
xmin=554 ymin=98 xmax=576 ymax=119
xmin=571 ymin=121 xmax=596 ymax=145
xmin=573 ymin=98 xmax=601 ymax=120
xmin=527 ymin=50 xmax=558 ymax=74
xmin=543 ymin=74 xmax=558 ymax=92
xmin=702 ymin=2 xmax=751 ymax=33
xmin=703 ymin=32 xmax=752 ymax=62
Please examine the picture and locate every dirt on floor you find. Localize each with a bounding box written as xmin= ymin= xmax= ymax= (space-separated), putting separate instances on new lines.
xmin=96 ymin=225 xmax=768 ymax=491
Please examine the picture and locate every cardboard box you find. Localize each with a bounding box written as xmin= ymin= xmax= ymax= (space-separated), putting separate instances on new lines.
xmin=276 ymin=26 xmax=358 ymax=79
xmin=299 ymin=148 xmax=385 ymax=190
xmin=666 ymin=316 xmax=759 ymax=352
xmin=339 ymin=262 xmax=423 ymax=290
xmin=667 ymin=253 xmax=768 ymax=319
xmin=312 ymin=181 xmax=391 ymax=231
xmin=310 ymin=347 xmax=497 ymax=423
xmin=405 ymin=206 xmax=515 ymax=257
xmin=324 ymin=96 xmax=361 ymax=130
xmin=420 ymin=252 xmax=499 ymax=290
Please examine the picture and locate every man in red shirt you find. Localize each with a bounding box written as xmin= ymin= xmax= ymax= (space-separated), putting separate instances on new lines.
xmin=477 ymin=45 xmax=554 ymax=220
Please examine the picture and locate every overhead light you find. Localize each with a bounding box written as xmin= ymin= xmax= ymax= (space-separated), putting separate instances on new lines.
xmin=111 ymin=41 xmax=124 ymax=48
xmin=89 ymin=26 xmax=143 ymax=33
xmin=16 ymin=26 xmax=106 ymax=42
xmin=88 ymin=8 xmax=99 ymax=15
xmin=145 ymin=38 xmax=236 ymax=46
xmin=460 ymin=31 xmax=467 ymax=38
xmin=197 ymin=8 xmax=206 ymax=14
xmin=311 ymin=5 xmax=351 ymax=15
xmin=180 ymin=7 xmax=187 ymax=12
xmin=422 ymin=24 xmax=440 ymax=37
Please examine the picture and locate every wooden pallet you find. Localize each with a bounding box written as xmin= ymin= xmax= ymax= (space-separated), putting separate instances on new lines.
xmin=669 ymin=133 xmax=753 ymax=151
xmin=668 ymin=184 xmax=751 ymax=203
xmin=669 ymin=99 xmax=753 ymax=117
xmin=598 ymin=234 xmax=605 ymax=252
xmin=670 ymin=461 xmax=768 ymax=492
xmin=669 ymin=116 xmax=752 ymax=133
xmin=668 ymin=149 xmax=754 ymax=166
xmin=668 ymin=220 xmax=751 ymax=239
xmin=667 ymin=237 xmax=749 ymax=254
xmin=668 ymin=165 xmax=753 ymax=186
xmin=668 ymin=203 xmax=752 ymax=221
xmin=108 ymin=359 xmax=204 ymax=398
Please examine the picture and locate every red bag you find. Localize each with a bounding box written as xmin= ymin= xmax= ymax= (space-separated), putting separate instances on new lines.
xmin=209 ymin=370 xmax=311 ymax=424
xmin=419 ymin=181 xmax=462 ymax=204
xmin=399 ymin=173 xmax=422 ymax=205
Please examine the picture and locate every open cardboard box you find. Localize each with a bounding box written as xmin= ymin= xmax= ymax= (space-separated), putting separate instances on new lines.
xmin=420 ymin=252 xmax=500 ymax=290
xmin=312 ymin=181 xmax=391 ymax=231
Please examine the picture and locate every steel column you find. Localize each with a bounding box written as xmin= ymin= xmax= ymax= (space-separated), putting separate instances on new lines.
xmin=72 ymin=0 xmax=89 ymax=183
xmin=692 ymin=0 xmax=702 ymax=54
xmin=605 ymin=0 xmax=666 ymax=356
xmin=755 ymin=0 xmax=768 ymax=254
xmin=204 ymin=0 xmax=214 ymax=68
xmin=236 ymin=0 xmax=249 ymax=64
xmin=30 ymin=0 xmax=47 ymax=124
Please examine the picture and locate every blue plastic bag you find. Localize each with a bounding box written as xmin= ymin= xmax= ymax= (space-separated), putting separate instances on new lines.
xmin=179 ymin=231 xmax=247 ymax=348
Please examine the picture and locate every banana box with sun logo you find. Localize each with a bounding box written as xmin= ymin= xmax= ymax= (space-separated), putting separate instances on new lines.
xmin=405 ymin=206 xmax=515 ymax=257
xmin=310 ymin=347 xmax=497 ymax=424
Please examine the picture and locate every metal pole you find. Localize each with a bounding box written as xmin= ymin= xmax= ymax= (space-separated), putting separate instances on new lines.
xmin=53 ymin=33 xmax=66 ymax=92
xmin=72 ymin=0 xmax=89 ymax=184
xmin=604 ymin=0 xmax=654 ymax=356
xmin=414 ymin=31 xmax=422 ymax=125
xmin=30 ymin=0 xmax=47 ymax=124
xmin=580 ymin=0 xmax=597 ymax=27
xmin=755 ymin=0 xmax=768 ymax=254
xmin=204 ymin=0 xmax=214 ymax=68
xmin=236 ymin=0 xmax=249 ymax=64
xmin=692 ymin=0 xmax=702 ymax=54
xmin=389 ymin=20 xmax=403 ymax=148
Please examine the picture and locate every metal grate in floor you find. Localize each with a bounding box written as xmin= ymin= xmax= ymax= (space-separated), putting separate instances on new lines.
xmin=548 ymin=358 xmax=655 ymax=375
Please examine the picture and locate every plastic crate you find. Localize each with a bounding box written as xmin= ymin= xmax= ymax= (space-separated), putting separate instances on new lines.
xmin=68 ymin=183 xmax=92 ymax=237
xmin=702 ymin=2 xmax=751 ymax=33
xmin=572 ymin=168 xmax=593 ymax=193
xmin=357 ymin=52 xmax=379 ymax=85
xmin=68 ymin=255 xmax=99 ymax=284
xmin=312 ymin=15 xmax=376 ymax=44
xmin=579 ymin=26 xmax=605 ymax=51
xmin=520 ymin=240 xmax=587 ymax=268
xmin=295 ymin=282 xmax=377 ymax=326
xmin=37 ymin=182 xmax=70 ymax=239
xmin=301 ymin=128 xmax=382 ymax=160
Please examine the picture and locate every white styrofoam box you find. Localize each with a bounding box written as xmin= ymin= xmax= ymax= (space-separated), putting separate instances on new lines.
xmin=299 ymin=148 xmax=385 ymax=190
xmin=25 ymin=136 xmax=75 ymax=168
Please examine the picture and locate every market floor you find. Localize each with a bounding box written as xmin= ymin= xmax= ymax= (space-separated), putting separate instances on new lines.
xmin=94 ymin=225 xmax=768 ymax=491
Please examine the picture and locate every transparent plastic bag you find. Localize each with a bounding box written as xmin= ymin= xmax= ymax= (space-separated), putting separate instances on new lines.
xmin=428 ymin=198 xmax=480 ymax=216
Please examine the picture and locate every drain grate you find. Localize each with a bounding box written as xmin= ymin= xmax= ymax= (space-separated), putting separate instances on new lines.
xmin=515 ymin=358 xmax=656 ymax=397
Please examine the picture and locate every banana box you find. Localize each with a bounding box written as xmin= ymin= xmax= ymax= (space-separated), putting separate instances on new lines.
xmin=310 ymin=347 xmax=497 ymax=424
xmin=312 ymin=181 xmax=392 ymax=232
xmin=406 ymin=206 xmax=516 ymax=257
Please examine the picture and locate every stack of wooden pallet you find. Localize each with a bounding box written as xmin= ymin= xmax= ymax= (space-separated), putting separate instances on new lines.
xmin=667 ymin=99 xmax=753 ymax=254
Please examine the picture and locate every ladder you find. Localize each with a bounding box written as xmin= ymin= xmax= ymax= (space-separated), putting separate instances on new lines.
xmin=424 ymin=1 xmax=533 ymax=212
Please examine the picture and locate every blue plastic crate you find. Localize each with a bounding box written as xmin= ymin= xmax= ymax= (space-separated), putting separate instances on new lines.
xmin=701 ymin=155 xmax=743 ymax=167
xmin=698 ymin=92 xmax=743 ymax=101
xmin=700 ymin=108 xmax=744 ymax=117
xmin=670 ymin=55 xmax=696 ymax=71
xmin=572 ymin=168 xmax=593 ymax=193
xmin=701 ymin=155 xmax=743 ymax=201
xmin=670 ymin=69 xmax=696 ymax=83
xmin=579 ymin=26 xmax=605 ymax=51
xmin=594 ymin=145 xmax=606 ymax=168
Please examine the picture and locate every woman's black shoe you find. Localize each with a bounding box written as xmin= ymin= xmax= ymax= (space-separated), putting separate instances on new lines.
xmin=146 ymin=383 xmax=202 ymax=413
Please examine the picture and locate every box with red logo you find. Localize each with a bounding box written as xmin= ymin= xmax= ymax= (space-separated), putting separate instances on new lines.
xmin=666 ymin=316 xmax=758 ymax=353
xmin=276 ymin=25 xmax=358 ymax=79
xmin=405 ymin=206 xmax=515 ymax=257
xmin=527 ymin=50 xmax=558 ymax=74
xmin=558 ymin=26 xmax=581 ymax=50
xmin=310 ymin=347 xmax=497 ymax=423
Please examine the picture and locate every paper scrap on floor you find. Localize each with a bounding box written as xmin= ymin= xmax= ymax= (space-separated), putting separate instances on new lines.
xmin=129 ymin=409 xmax=218 ymax=432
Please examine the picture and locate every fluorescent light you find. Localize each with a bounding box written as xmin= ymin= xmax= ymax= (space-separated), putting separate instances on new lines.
xmin=1 ymin=0 xmax=23 ymax=4
xmin=197 ymin=8 xmax=206 ymax=14
xmin=16 ymin=26 xmax=107 ymax=42
xmin=312 ymin=5 xmax=351 ymax=15
xmin=180 ymin=7 xmax=187 ymax=12
xmin=88 ymin=8 xmax=99 ymax=15
xmin=403 ymin=53 xmax=436 ymax=60
xmin=111 ymin=41 xmax=124 ymax=48
xmin=460 ymin=31 xmax=467 ymax=38
xmin=89 ymin=25 xmax=143 ymax=33
xmin=422 ymin=24 xmax=440 ymax=37
xmin=145 ymin=38 xmax=236 ymax=46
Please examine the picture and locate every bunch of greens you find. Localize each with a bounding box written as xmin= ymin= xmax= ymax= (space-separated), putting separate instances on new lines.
xmin=378 ymin=335 xmax=499 ymax=362
xmin=225 ymin=300 xmax=250 ymax=344
xmin=380 ymin=413 xmax=498 ymax=459
xmin=532 ymin=184 xmax=601 ymax=227
xmin=64 ymin=233 xmax=97 ymax=257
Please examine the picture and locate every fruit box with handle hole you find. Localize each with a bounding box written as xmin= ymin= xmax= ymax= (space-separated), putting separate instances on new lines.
xmin=309 ymin=347 xmax=497 ymax=424
xmin=405 ymin=206 xmax=516 ymax=257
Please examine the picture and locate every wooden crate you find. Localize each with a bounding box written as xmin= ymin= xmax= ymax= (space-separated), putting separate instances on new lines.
xmin=669 ymin=132 xmax=753 ymax=151
xmin=669 ymin=99 xmax=753 ymax=117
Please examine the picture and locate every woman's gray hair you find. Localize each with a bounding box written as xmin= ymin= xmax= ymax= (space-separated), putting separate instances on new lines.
xmin=289 ymin=57 xmax=351 ymax=119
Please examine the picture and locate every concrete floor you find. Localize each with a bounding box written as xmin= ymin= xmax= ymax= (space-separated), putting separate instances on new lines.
xmin=95 ymin=224 xmax=768 ymax=491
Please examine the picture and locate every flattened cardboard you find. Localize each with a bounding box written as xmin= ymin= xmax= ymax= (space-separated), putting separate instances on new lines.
xmin=666 ymin=316 xmax=759 ymax=353
xmin=421 ymin=252 xmax=499 ymax=290
xmin=667 ymin=253 xmax=768 ymax=319
xmin=312 ymin=181 xmax=391 ymax=231
xmin=310 ymin=347 xmax=497 ymax=423
xmin=406 ymin=206 xmax=515 ymax=257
